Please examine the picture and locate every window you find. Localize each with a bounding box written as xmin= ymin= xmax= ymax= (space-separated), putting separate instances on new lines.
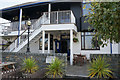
xmin=39 ymin=34 xmax=53 ymax=50
xmin=81 ymin=32 xmax=100 ymax=50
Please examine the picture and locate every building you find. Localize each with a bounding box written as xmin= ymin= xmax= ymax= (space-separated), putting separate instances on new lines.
xmin=0 ymin=0 xmax=119 ymax=65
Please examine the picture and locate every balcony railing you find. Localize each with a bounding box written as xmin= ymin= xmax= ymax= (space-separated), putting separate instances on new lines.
xmin=1 ymin=10 xmax=76 ymax=35
xmin=43 ymin=10 xmax=76 ymax=24
xmin=0 ymin=19 xmax=37 ymax=34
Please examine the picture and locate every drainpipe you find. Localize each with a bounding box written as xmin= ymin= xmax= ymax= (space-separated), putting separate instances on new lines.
xmin=110 ymin=42 xmax=112 ymax=54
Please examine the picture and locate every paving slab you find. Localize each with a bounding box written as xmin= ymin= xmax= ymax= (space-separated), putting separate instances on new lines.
xmin=66 ymin=62 xmax=90 ymax=77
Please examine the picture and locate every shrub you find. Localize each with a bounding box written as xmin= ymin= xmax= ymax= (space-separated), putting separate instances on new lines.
xmin=45 ymin=57 xmax=64 ymax=78
xmin=89 ymin=55 xmax=113 ymax=79
xmin=22 ymin=57 xmax=38 ymax=74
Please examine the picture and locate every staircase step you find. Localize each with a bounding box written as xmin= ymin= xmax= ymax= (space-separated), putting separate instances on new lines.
xmin=10 ymin=15 xmax=45 ymax=52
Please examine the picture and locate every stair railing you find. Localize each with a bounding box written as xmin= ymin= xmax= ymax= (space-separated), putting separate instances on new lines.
xmin=3 ymin=13 xmax=48 ymax=52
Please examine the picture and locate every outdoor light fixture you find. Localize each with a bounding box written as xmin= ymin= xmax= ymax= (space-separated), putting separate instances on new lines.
xmin=26 ymin=20 xmax=31 ymax=26
xmin=26 ymin=19 xmax=31 ymax=52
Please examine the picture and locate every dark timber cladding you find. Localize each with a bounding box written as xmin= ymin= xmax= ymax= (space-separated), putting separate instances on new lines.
xmin=1 ymin=2 xmax=85 ymax=32
xmin=70 ymin=2 xmax=82 ymax=32
xmin=1 ymin=2 xmax=49 ymax=21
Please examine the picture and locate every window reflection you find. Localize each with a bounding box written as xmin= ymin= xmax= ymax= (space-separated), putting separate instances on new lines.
xmin=81 ymin=32 xmax=100 ymax=50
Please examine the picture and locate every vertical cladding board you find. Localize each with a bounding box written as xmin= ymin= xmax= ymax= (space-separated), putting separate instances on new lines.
xmin=70 ymin=2 xmax=82 ymax=32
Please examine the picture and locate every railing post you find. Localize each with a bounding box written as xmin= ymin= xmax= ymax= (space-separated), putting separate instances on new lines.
xmin=48 ymin=4 xmax=51 ymax=24
xmin=15 ymin=40 xmax=17 ymax=49
xmin=57 ymin=11 xmax=58 ymax=24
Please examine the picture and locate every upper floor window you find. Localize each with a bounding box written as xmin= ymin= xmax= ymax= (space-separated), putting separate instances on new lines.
xmin=81 ymin=32 xmax=100 ymax=50
xmin=83 ymin=3 xmax=92 ymax=16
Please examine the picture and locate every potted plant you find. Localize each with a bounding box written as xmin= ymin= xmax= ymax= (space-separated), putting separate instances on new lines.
xmin=45 ymin=57 xmax=65 ymax=78
xmin=73 ymin=38 xmax=79 ymax=42
xmin=22 ymin=57 xmax=38 ymax=77
xmin=89 ymin=55 xmax=113 ymax=79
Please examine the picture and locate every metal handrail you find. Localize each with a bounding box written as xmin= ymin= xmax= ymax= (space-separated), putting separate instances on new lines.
xmin=43 ymin=10 xmax=76 ymax=24
xmin=0 ymin=19 xmax=37 ymax=24
xmin=1 ymin=19 xmax=37 ymax=32
xmin=3 ymin=14 xmax=47 ymax=52
xmin=43 ymin=10 xmax=72 ymax=13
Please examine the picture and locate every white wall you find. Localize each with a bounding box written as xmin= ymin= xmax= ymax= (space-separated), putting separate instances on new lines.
xmin=29 ymin=39 xmax=54 ymax=53
xmin=118 ymin=43 xmax=120 ymax=54
xmin=73 ymin=32 xmax=120 ymax=59
xmin=17 ymin=31 xmax=119 ymax=58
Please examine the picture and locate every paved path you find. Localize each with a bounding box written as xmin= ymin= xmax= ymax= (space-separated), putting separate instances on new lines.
xmin=66 ymin=62 xmax=90 ymax=77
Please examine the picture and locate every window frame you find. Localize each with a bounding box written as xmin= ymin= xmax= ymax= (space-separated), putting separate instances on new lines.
xmin=81 ymin=32 xmax=100 ymax=50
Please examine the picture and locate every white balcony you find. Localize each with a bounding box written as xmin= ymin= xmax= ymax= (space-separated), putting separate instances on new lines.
xmin=43 ymin=10 xmax=76 ymax=24
xmin=0 ymin=19 xmax=37 ymax=36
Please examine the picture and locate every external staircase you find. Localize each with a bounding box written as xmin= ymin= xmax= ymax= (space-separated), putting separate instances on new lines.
xmin=4 ymin=13 xmax=48 ymax=52
xmin=3 ymin=10 xmax=76 ymax=52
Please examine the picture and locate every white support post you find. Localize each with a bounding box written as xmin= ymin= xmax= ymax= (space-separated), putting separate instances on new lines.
xmin=48 ymin=4 xmax=51 ymax=24
xmin=15 ymin=40 xmax=17 ymax=48
xmin=48 ymin=33 xmax=50 ymax=53
xmin=42 ymin=31 xmax=45 ymax=53
xmin=18 ymin=8 xmax=22 ymax=45
xmin=70 ymin=29 xmax=73 ymax=65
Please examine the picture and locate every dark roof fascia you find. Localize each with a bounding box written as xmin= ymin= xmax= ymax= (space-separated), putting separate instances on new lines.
xmin=0 ymin=1 xmax=52 ymax=11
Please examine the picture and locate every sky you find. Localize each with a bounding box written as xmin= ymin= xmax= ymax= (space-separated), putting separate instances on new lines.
xmin=0 ymin=0 xmax=38 ymax=9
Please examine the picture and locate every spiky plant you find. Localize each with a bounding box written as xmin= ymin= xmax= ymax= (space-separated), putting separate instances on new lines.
xmin=89 ymin=55 xmax=113 ymax=79
xmin=22 ymin=57 xmax=38 ymax=74
xmin=45 ymin=57 xmax=64 ymax=78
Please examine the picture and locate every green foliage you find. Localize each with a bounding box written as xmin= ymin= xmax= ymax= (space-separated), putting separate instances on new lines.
xmin=73 ymin=38 xmax=79 ymax=42
xmin=89 ymin=56 xmax=113 ymax=78
xmin=46 ymin=57 xmax=64 ymax=78
xmin=86 ymin=2 xmax=120 ymax=46
xmin=22 ymin=57 xmax=38 ymax=74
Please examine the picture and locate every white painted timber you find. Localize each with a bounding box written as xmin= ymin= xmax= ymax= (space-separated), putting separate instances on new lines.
xmin=70 ymin=29 xmax=73 ymax=65
xmin=48 ymin=33 xmax=50 ymax=53
xmin=41 ymin=24 xmax=77 ymax=32
xmin=18 ymin=8 xmax=22 ymax=44
xmin=42 ymin=30 xmax=45 ymax=53
xmin=73 ymin=32 xmax=120 ymax=59
xmin=13 ymin=27 xmax=42 ymax=52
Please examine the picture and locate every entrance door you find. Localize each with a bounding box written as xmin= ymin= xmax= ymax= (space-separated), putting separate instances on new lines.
xmin=61 ymin=40 xmax=67 ymax=53
xmin=55 ymin=40 xmax=61 ymax=53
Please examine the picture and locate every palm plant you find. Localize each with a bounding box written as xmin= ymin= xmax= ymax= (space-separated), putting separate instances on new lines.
xmin=22 ymin=57 xmax=38 ymax=74
xmin=45 ymin=57 xmax=64 ymax=78
xmin=89 ymin=55 xmax=113 ymax=79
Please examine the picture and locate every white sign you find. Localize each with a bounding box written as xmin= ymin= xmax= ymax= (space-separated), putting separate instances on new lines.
xmin=46 ymin=56 xmax=55 ymax=63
